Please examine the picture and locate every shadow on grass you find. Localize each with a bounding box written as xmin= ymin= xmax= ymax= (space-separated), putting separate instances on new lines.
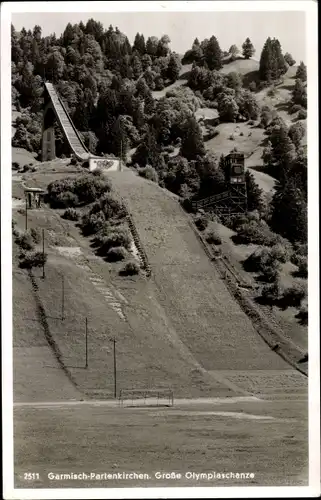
xmin=89 ymin=238 xmax=101 ymax=250
xmin=231 ymin=234 xmax=257 ymax=245
xmin=291 ymin=269 xmax=308 ymax=279
xmin=295 ymin=309 xmax=308 ymax=326
xmin=260 ymin=136 xmax=271 ymax=147
xmin=278 ymin=84 xmax=295 ymax=91
xmin=250 ymin=164 xmax=279 ymax=180
xmin=178 ymin=70 xmax=191 ymax=80
xmin=255 ymin=293 xmax=305 ymax=313
xmin=242 ymin=70 xmax=260 ymax=89
xmin=275 ymin=102 xmax=291 ymax=113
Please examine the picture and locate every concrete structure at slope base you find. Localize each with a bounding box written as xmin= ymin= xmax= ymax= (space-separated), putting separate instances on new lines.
xmin=42 ymin=91 xmax=56 ymax=162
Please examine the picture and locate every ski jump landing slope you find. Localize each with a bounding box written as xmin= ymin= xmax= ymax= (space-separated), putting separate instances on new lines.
xmin=108 ymin=168 xmax=296 ymax=374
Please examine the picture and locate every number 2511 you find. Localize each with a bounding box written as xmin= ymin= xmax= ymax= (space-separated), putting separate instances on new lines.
xmin=24 ymin=473 xmax=40 ymax=480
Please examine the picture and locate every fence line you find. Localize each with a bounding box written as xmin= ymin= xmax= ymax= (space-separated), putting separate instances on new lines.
xmin=118 ymin=197 xmax=152 ymax=278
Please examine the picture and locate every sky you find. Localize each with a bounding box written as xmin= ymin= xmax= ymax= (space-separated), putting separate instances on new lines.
xmin=11 ymin=11 xmax=307 ymax=63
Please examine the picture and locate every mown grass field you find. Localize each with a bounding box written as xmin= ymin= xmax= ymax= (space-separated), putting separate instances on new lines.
xmin=14 ymin=397 xmax=308 ymax=488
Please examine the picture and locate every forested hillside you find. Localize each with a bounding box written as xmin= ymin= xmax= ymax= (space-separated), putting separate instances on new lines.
xmin=12 ymin=20 xmax=307 ymax=248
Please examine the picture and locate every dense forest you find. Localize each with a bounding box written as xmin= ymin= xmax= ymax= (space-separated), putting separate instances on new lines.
xmin=11 ymin=20 xmax=307 ymax=245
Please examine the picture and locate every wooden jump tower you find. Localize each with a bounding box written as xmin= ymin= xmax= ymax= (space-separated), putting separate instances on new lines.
xmin=192 ymin=152 xmax=247 ymax=216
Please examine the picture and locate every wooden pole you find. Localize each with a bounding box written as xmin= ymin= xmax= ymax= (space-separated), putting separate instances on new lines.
xmin=61 ymin=274 xmax=65 ymax=321
xmin=25 ymin=196 xmax=28 ymax=230
xmin=42 ymin=229 xmax=45 ymax=279
xmin=114 ymin=338 xmax=117 ymax=398
xmin=85 ymin=317 xmax=88 ymax=368
xmin=110 ymin=337 xmax=117 ymax=398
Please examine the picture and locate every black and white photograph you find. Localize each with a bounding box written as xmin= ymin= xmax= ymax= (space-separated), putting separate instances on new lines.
xmin=1 ymin=1 xmax=319 ymax=498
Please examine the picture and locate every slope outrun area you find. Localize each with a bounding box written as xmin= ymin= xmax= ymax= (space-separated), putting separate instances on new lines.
xmin=108 ymin=168 xmax=293 ymax=375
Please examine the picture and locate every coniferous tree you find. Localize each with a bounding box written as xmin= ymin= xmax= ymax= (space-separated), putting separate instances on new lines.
xmin=146 ymin=36 xmax=159 ymax=57
xmin=144 ymin=88 xmax=155 ymax=115
xmin=289 ymin=150 xmax=307 ymax=200
xmin=131 ymin=127 xmax=160 ymax=168
xmin=182 ymin=37 xmax=203 ymax=65
xmin=203 ymin=36 xmax=222 ymax=70
xmin=269 ymin=123 xmax=296 ymax=182
xmin=262 ymin=140 xmax=274 ymax=167
xmin=180 ymin=116 xmax=205 ymax=161
xmin=288 ymin=122 xmax=305 ymax=150
xmin=131 ymin=55 xmax=143 ymax=80
xmin=270 ymin=179 xmax=307 ymax=242
xmin=296 ymin=61 xmax=307 ymax=82
xmin=271 ymin=38 xmax=288 ymax=77
xmin=167 ymin=53 xmax=181 ymax=82
xmin=73 ymin=104 xmax=89 ymax=131
xmin=242 ymin=38 xmax=255 ymax=59
xmin=133 ymin=33 xmax=146 ymax=55
xmin=245 ymin=170 xmax=263 ymax=211
xmin=197 ymin=155 xmax=226 ymax=198
xmin=11 ymin=24 xmax=23 ymax=65
xmin=191 ymin=38 xmax=203 ymax=63
xmin=218 ymin=153 xmax=226 ymax=178
xmin=259 ymin=37 xmax=287 ymax=81
xmin=259 ymin=38 xmax=272 ymax=81
xmin=292 ymin=78 xmax=307 ymax=108
xmin=110 ymin=116 xmax=130 ymax=161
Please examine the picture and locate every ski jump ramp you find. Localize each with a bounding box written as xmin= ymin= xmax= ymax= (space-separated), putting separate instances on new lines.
xmin=42 ymin=82 xmax=119 ymax=171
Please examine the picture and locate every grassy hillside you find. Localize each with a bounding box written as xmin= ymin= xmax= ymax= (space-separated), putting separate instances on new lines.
xmin=13 ymin=249 xmax=81 ymax=402
xmin=13 ymin=164 xmax=240 ymax=399
xmin=13 ymin=162 xmax=309 ymax=405
xmin=107 ymin=168 xmax=296 ymax=371
xmin=152 ymin=63 xmax=192 ymax=100
xmin=152 ymin=57 xmax=306 ymax=195
xmin=209 ymin=61 xmax=306 ymax=189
